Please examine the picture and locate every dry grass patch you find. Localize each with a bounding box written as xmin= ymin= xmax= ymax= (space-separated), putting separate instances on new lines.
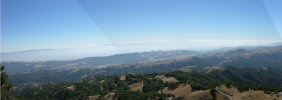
xmin=155 ymin=75 xmax=179 ymax=83
xmin=217 ymin=84 xmax=240 ymax=96
xmin=129 ymin=82 xmax=143 ymax=92
xmin=217 ymin=85 xmax=281 ymax=100
xmin=163 ymin=84 xmax=192 ymax=97
xmin=184 ymin=90 xmax=212 ymax=100
xmin=88 ymin=95 xmax=100 ymax=100
xmin=233 ymin=91 xmax=282 ymax=100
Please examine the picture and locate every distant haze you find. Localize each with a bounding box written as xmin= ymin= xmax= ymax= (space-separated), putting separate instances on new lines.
xmin=1 ymin=40 xmax=281 ymax=62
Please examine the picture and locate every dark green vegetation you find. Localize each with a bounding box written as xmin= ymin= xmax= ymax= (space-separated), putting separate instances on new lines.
xmin=11 ymin=66 xmax=282 ymax=100
xmin=1 ymin=65 xmax=13 ymax=100
xmin=12 ymin=74 xmax=174 ymax=100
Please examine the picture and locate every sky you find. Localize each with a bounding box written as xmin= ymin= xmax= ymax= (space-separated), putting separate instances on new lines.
xmin=1 ymin=0 xmax=282 ymax=61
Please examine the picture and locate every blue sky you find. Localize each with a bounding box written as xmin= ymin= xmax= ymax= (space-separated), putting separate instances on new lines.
xmin=1 ymin=0 xmax=282 ymax=54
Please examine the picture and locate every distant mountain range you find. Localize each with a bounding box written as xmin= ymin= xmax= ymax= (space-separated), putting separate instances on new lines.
xmin=2 ymin=50 xmax=198 ymax=74
xmin=3 ymin=42 xmax=282 ymax=62
xmin=3 ymin=43 xmax=282 ymax=86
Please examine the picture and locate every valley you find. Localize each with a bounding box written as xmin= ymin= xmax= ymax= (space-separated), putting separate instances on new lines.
xmin=2 ymin=44 xmax=282 ymax=100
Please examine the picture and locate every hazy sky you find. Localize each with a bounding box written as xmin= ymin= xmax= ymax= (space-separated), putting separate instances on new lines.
xmin=1 ymin=0 xmax=282 ymax=53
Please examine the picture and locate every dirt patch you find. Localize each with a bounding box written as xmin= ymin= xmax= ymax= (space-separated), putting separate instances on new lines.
xmin=67 ymin=85 xmax=76 ymax=91
xmin=119 ymin=75 xmax=126 ymax=81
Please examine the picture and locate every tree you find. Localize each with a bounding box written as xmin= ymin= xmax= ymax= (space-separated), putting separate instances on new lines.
xmin=210 ymin=89 xmax=218 ymax=100
xmin=1 ymin=64 xmax=12 ymax=100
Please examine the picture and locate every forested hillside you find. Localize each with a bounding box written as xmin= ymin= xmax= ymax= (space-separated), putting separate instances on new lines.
xmin=11 ymin=66 xmax=282 ymax=100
